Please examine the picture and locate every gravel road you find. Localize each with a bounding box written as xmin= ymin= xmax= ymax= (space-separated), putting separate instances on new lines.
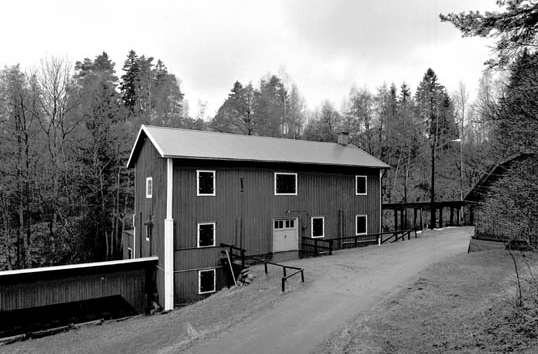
xmin=186 ymin=227 xmax=472 ymax=354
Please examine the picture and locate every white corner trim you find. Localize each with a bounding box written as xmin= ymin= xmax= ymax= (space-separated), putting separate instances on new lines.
xmin=164 ymin=158 xmax=174 ymax=311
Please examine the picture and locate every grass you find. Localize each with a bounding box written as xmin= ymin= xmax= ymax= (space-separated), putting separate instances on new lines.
xmin=311 ymin=249 xmax=538 ymax=354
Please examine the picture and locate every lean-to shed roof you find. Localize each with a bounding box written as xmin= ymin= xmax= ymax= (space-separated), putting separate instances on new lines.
xmin=127 ymin=125 xmax=389 ymax=169
xmin=464 ymin=153 xmax=536 ymax=203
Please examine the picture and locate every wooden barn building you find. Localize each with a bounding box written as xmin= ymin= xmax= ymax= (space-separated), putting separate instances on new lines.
xmin=126 ymin=125 xmax=389 ymax=309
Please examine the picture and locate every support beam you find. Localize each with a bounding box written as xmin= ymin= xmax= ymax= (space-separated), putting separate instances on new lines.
xmin=164 ymin=158 xmax=174 ymax=311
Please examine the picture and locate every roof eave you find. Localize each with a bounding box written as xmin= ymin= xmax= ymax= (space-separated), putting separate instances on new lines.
xmin=161 ymin=154 xmax=390 ymax=169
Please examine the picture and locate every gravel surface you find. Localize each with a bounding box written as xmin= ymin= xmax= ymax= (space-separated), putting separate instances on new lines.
xmin=2 ymin=227 xmax=473 ymax=354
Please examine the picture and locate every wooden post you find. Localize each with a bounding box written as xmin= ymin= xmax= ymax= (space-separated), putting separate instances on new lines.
xmin=413 ymin=208 xmax=417 ymax=230
xmin=456 ymin=207 xmax=460 ymax=226
xmin=301 ymin=270 xmax=304 ymax=283
xmin=283 ymin=266 xmax=287 ymax=278
xmin=264 ymin=262 xmax=268 ymax=275
xmin=394 ymin=209 xmax=398 ymax=231
xmin=400 ymin=208 xmax=405 ymax=231
xmin=450 ymin=207 xmax=454 ymax=226
xmin=420 ymin=207 xmax=424 ymax=230
xmin=314 ymin=239 xmax=318 ymax=255
xmin=439 ymin=207 xmax=443 ymax=228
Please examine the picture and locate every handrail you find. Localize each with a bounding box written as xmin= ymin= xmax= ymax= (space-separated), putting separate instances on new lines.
xmin=379 ymin=228 xmax=417 ymax=244
xmin=248 ymin=256 xmax=305 ymax=292
xmin=220 ymin=243 xmax=246 ymax=269
xmin=301 ymin=237 xmax=334 ymax=256
xmin=316 ymin=228 xmax=418 ymax=249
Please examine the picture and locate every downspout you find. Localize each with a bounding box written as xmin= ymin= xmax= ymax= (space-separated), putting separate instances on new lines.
xmin=164 ymin=158 xmax=174 ymax=310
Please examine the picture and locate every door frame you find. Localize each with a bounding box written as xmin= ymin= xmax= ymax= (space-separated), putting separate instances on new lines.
xmin=272 ymin=217 xmax=299 ymax=253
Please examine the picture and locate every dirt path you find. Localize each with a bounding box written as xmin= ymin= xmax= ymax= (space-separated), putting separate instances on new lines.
xmin=183 ymin=227 xmax=471 ymax=354
xmin=3 ymin=228 xmax=472 ymax=354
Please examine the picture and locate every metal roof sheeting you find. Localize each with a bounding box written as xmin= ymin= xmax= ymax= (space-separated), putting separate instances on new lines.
xmin=127 ymin=125 xmax=389 ymax=169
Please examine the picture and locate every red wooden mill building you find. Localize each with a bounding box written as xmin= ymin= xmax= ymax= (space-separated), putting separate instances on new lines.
xmin=126 ymin=125 xmax=389 ymax=309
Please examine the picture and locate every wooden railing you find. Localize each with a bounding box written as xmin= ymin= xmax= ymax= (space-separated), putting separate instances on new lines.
xmin=220 ymin=243 xmax=305 ymax=292
xmin=302 ymin=229 xmax=418 ymax=256
xmin=301 ymin=237 xmax=334 ymax=256
xmin=249 ymin=256 xmax=305 ymax=292
xmin=220 ymin=243 xmax=246 ymax=269
xmin=378 ymin=228 xmax=417 ymax=244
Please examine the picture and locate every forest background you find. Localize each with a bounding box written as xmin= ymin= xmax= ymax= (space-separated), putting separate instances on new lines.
xmin=1 ymin=0 xmax=530 ymax=269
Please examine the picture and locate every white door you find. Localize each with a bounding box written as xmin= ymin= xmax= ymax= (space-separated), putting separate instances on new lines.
xmin=272 ymin=218 xmax=299 ymax=253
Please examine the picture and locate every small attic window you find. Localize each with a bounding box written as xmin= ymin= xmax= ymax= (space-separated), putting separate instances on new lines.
xmin=146 ymin=177 xmax=153 ymax=198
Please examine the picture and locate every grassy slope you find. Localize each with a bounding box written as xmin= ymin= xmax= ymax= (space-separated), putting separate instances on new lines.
xmin=312 ymin=250 xmax=538 ymax=354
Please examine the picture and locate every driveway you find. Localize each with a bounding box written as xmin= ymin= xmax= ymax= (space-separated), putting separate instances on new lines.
xmin=185 ymin=227 xmax=472 ymax=354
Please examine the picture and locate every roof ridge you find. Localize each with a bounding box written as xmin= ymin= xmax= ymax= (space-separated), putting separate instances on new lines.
xmin=143 ymin=125 xmax=345 ymax=147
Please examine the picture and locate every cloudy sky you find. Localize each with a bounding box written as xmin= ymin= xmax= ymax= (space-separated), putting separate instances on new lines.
xmin=2 ymin=0 xmax=498 ymax=117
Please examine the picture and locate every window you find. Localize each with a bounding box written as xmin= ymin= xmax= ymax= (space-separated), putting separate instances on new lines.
xmin=197 ymin=170 xmax=215 ymax=196
xmin=127 ymin=247 xmax=133 ymax=259
xmin=274 ymin=173 xmax=297 ymax=195
xmin=311 ymin=217 xmax=324 ymax=238
xmin=356 ymin=175 xmax=367 ymax=195
xmin=356 ymin=215 xmax=367 ymax=235
xmin=199 ymin=269 xmax=216 ymax=294
xmin=146 ymin=177 xmax=153 ymax=198
xmin=197 ymin=222 xmax=215 ymax=247
xmin=274 ymin=219 xmax=295 ymax=229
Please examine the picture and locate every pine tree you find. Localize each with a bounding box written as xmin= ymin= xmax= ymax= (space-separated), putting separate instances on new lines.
xmin=120 ymin=50 xmax=140 ymax=115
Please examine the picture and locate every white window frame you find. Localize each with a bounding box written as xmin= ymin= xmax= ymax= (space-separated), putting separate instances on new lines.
xmin=311 ymin=216 xmax=325 ymax=238
xmin=197 ymin=170 xmax=216 ymax=196
xmin=146 ymin=177 xmax=153 ymax=198
xmin=356 ymin=214 xmax=368 ymax=235
xmin=356 ymin=175 xmax=367 ymax=196
xmin=274 ymin=172 xmax=298 ymax=196
xmin=127 ymin=247 xmax=133 ymax=259
xmin=197 ymin=222 xmax=216 ymax=248
xmin=198 ymin=269 xmax=216 ymax=294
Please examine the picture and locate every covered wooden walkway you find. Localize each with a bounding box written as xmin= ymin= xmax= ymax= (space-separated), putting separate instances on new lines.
xmin=382 ymin=201 xmax=468 ymax=231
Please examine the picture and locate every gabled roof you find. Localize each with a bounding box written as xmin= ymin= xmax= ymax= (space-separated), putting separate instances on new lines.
xmin=127 ymin=125 xmax=389 ymax=169
xmin=465 ymin=153 xmax=536 ymax=203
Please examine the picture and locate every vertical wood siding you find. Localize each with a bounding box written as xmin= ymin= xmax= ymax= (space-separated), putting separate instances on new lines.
xmin=134 ymin=138 xmax=167 ymax=304
xmin=167 ymin=159 xmax=381 ymax=303
xmin=133 ymin=144 xmax=383 ymax=304
xmin=0 ymin=264 xmax=154 ymax=313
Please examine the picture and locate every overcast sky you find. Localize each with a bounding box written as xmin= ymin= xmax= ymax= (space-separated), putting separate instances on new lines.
xmin=2 ymin=0 xmax=498 ymax=117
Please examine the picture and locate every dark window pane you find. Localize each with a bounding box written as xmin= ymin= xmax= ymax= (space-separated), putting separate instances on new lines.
xmin=290 ymin=220 xmax=294 ymax=228
xmin=312 ymin=218 xmax=324 ymax=237
xmin=276 ymin=174 xmax=296 ymax=194
xmin=356 ymin=176 xmax=366 ymax=194
xmin=146 ymin=178 xmax=153 ymax=197
xmin=200 ymin=270 xmax=215 ymax=293
xmin=274 ymin=220 xmax=278 ymax=229
xmin=199 ymin=172 xmax=214 ymax=194
xmin=357 ymin=216 xmax=367 ymax=234
xmin=199 ymin=224 xmax=215 ymax=247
